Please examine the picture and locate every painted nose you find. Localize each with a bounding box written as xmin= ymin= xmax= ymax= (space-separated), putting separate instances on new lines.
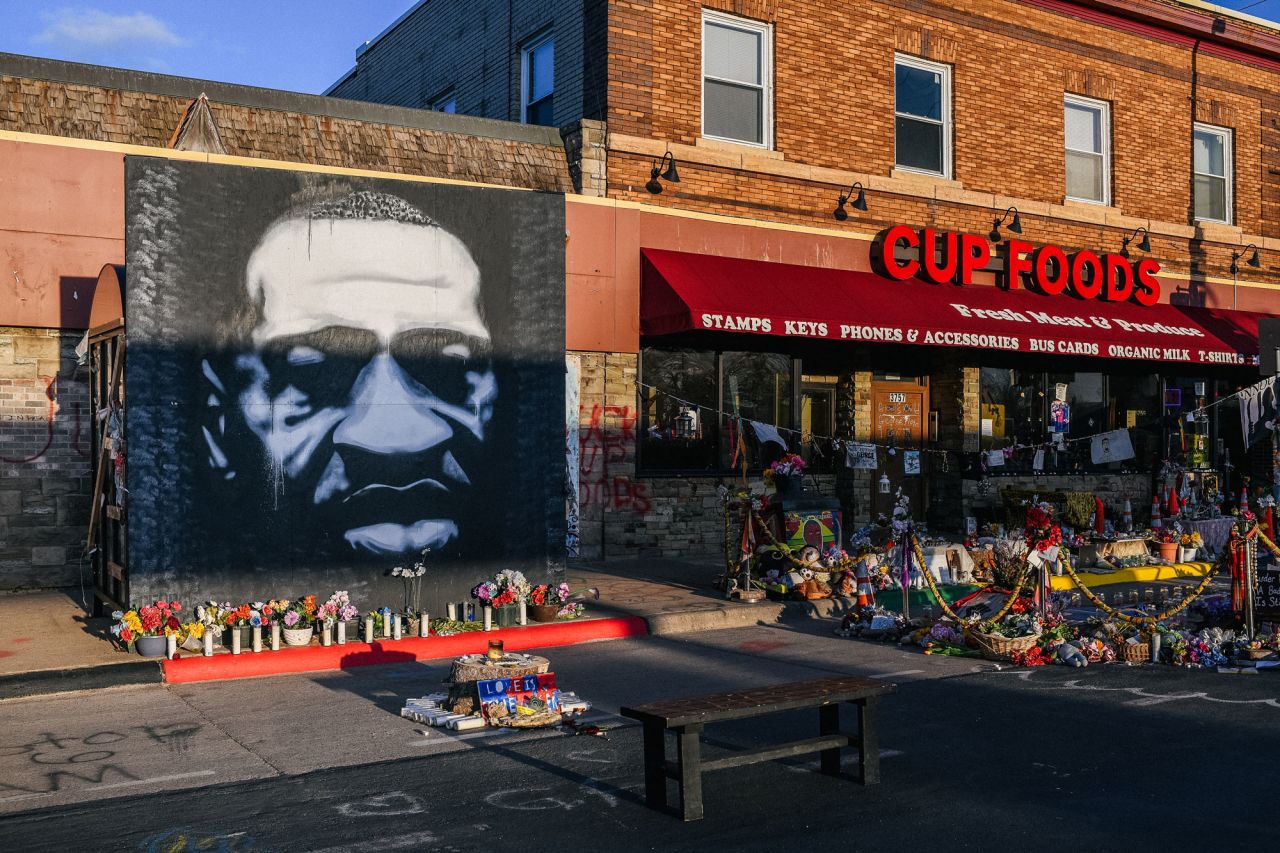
xmin=332 ymin=352 xmax=452 ymax=454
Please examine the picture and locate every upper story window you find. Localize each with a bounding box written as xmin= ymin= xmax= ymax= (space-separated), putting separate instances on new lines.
xmin=1194 ymin=123 xmax=1232 ymax=224
xmin=521 ymin=34 xmax=554 ymax=126
xmin=702 ymin=11 xmax=772 ymax=147
xmin=430 ymin=91 xmax=457 ymax=114
xmin=1064 ymin=94 xmax=1110 ymax=204
xmin=894 ymin=54 xmax=951 ymax=178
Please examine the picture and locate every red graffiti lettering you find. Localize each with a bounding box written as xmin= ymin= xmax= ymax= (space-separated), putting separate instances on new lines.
xmin=578 ymin=404 xmax=650 ymax=512
xmin=1 ymin=375 xmax=89 ymax=464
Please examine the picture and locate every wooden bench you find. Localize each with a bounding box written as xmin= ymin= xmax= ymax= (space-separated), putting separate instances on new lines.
xmin=620 ymin=674 xmax=896 ymax=821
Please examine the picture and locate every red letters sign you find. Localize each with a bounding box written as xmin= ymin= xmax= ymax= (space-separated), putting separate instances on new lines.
xmin=871 ymin=225 xmax=1161 ymax=307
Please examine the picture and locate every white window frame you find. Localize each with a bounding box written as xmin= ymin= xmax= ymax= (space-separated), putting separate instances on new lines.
xmin=519 ymin=31 xmax=554 ymax=124
xmin=1064 ymin=93 xmax=1111 ymax=205
xmin=893 ymin=53 xmax=952 ymax=179
xmin=1193 ymin=122 xmax=1233 ymax=225
xmin=700 ymin=9 xmax=773 ymax=149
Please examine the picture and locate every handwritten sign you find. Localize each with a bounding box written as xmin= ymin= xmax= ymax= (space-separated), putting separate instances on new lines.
xmin=1254 ymin=552 xmax=1280 ymax=617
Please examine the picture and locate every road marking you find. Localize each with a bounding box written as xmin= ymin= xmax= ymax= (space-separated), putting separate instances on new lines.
xmin=93 ymin=770 xmax=216 ymax=791
xmin=986 ymin=669 xmax=1280 ymax=708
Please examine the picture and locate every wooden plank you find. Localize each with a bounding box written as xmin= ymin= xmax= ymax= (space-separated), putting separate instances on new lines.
xmin=85 ymin=337 xmax=125 ymax=554
xmin=88 ymin=319 xmax=124 ymax=343
xmin=108 ymin=561 xmax=125 ymax=581
xmin=621 ymin=675 xmax=895 ymax=728
xmin=106 ymin=505 xmax=123 ymax=521
xmin=676 ymin=725 xmax=703 ymax=821
xmin=665 ymin=735 xmax=852 ymax=776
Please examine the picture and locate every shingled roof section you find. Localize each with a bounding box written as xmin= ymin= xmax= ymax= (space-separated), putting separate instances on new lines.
xmin=0 ymin=52 xmax=572 ymax=193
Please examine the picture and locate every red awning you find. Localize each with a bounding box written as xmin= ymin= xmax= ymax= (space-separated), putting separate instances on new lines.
xmin=641 ymin=248 xmax=1263 ymax=366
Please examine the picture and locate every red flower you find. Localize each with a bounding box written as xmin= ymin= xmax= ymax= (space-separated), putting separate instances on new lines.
xmin=167 ymin=615 xmax=181 ymax=631
xmin=236 ymin=604 xmax=251 ymax=620
xmin=140 ymin=607 xmax=162 ymax=632
xmin=170 ymin=602 xmax=182 ymax=612
xmin=120 ymin=628 xmax=133 ymax=643
xmin=262 ymin=606 xmax=274 ymax=617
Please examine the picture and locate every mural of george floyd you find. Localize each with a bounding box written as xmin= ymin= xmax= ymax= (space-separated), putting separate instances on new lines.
xmin=123 ymin=156 xmax=566 ymax=611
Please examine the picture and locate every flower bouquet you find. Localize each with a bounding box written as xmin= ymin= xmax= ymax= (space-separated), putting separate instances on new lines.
xmin=473 ymin=570 xmax=531 ymax=627
xmin=112 ymin=600 xmax=183 ymax=657
xmin=323 ymin=590 xmax=359 ymax=639
xmin=1179 ymin=531 xmax=1203 ymax=562
xmin=971 ymin=610 xmax=1043 ymax=662
xmin=391 ymin=559 xmax=428 ymax=629
xmin=1151 ymin=526 xmax=1181 ymax=563
xmin=529 ymin=582 xmax=600 ymax=622
xmin=763 ymin=453 xmax=806 ymax=498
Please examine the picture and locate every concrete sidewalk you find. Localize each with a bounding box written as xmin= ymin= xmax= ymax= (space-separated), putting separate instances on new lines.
xmin=0 ymin=555 xmax=1218 ymax=698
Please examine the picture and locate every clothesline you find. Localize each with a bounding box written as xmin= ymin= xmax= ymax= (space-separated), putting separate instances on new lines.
xmin=636 ymin=373 xmax=1276 ymax=462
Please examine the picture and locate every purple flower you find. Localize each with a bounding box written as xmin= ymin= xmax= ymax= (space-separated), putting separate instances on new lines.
xmin=283 ymin=611 xmax=300 ymax=627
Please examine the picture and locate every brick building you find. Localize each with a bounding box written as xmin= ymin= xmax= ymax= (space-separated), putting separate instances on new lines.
xmin=0 ymin=52 xmax=570 ymax=592
xmin=337 ymin=0 xmax=1280 ymax=560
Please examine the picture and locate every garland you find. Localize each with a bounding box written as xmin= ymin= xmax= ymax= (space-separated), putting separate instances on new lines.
xmin=911 ymin=534 xmax=1028 ymax=625
xmin=1057 ymin=550 xmax=1219 ymax=625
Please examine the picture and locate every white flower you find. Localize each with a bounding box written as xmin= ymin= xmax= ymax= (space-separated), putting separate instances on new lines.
xmin=391 ymin=566 xmax=403 ymax=577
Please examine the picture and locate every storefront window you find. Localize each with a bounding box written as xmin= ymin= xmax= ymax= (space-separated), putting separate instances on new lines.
xmin=639 ymin=348 xmax=718 ymax=471
xmin=639 ymin=348 xmax=796 ymax=473
xmin=980 ymin=368 xmax=1044 ymax=450
xmin=720 ymin=351 xmax=793 ymax=469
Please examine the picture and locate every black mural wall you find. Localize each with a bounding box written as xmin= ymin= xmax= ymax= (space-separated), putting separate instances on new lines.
xmin=124 ymin=157 xmax=566 ymax=611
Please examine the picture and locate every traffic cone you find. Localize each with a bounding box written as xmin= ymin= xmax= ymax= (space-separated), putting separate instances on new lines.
xmin=1123 ymin=499 xmax=1133 ymax=531
xmin=1241 ymin=487 xmax=1251 ymax=513
xmin=854 ymin=556 xmax=875 ymax=608
xmin=1150 ymin=495 xmax=1162 ymax=528
xmin=1168 ymin=487 xmax=1181 ymax=518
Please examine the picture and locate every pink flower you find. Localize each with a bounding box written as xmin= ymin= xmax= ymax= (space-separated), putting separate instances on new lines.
xmin=283 ymin=611 xmax=300 ymax=627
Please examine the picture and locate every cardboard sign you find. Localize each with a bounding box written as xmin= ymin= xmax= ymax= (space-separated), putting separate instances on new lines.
xmin=846 ymin=442 xmax=877 ymax=470
xmin=477 ymin=673 xmax=561 ymax=723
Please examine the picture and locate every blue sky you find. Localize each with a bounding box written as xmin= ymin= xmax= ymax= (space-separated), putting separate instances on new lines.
xmin=0 ymin=2 xmax=417 ymax=93
xmin=0 ymin=1 xmax=1278 ymax=95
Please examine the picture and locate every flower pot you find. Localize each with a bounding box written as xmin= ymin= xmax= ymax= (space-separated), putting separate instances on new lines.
xmin=1157 ymin=542 xmax=1179 ymax=563
xmin=1178 ymin=546 xmax=1198 ymax=563
xmin=773 ymin=474 xmax=802 ymax=500
xmin=529 ymin=603 xmax=560 ymax=623
xmin=136 ymin=635 xmax=168 ymax=658
xmin=220 ymin=625 xmax=250 ymax=650
xmin=282 ymin=626 xmax=313 ymax=647
xmin=495 ymin=603 xmax=520 ymax=628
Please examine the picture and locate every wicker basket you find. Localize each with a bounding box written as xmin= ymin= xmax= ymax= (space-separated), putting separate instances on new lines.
xmin=970 ymin=629 xmax=1042 ymax=661
xmin=1116 ymin=641 xmax=1151 ymax=663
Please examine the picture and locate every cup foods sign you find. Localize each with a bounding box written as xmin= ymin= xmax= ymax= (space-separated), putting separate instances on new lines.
xmin=691 ymin=225 xmax=1253 ymax=365
xmin=870 ymin=224 xmax=1162 ymax=306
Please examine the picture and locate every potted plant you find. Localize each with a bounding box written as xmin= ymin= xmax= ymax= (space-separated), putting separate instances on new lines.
xmin=1152 ymin=527 xmax=1180 ymax=563
xmin=280 ymin=596 xmax=317 ymax=646
xmin=528 ymin=582 xmax=599 ymax=622
xmin=1179 ymin=531 xmax=1203 ymax=563
xmin=472 ymin=569 xmax=531 ymax=628
xmin=111 ymin=600 xmax=182 ymax=657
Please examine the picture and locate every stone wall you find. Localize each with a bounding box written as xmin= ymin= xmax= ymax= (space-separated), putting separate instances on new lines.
xmin=0 ymin=327 xmax=91 ymax=589
xmin=963 ymin=473 xmax=1155 ymax=529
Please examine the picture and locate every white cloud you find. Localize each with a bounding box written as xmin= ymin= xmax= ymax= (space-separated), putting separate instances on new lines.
xmin=34 ymin=7 xmax=186 ymax=48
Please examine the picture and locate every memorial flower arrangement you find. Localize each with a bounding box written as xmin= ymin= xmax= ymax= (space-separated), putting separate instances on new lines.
xmin=472 ymin=569 xmax=531 ymax=607
xmin=110 ymin=600 xmax=182 ymax=648
xmin=530 ymin=582 xmax=600 ymax=619
xmin=1180 ymin=532 xmax=1204 ymax=548
xmin=1023 ymin=505 xmax=1062 ymax=552
xmin=763 ymin=453 xmax=806 ymax=488
xmin=323 ymin=590 xmax=359 ymax=624
xmin=1152 ymin=527 xmax=1181 ymax=545
xmin=391 ymin=555 xmax=428 ymax=617
xmin=279 ymin=595 xmax=318 ymax=628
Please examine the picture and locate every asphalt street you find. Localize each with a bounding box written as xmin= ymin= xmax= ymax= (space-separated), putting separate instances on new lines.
xmin=1 ymin=618 xmax=1277 ymax=852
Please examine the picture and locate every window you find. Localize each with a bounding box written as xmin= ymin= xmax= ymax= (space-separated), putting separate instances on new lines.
xmin=1194 ymin=123 xmax=1232 ymax=223
xmin=639 ymin=348 xmax=795 ymax=473
xmin=521 ymin=34 xmax=554 ymax=126
xmin=894 ymin=54 xmax=951 ymax=177
xmin=430 ymin=92 xmax=457 ymax=114
xmin=702 ymin=11 xmax=772 ymax=147
xmin=1064 ymin=94 xmax=1110 ymax=204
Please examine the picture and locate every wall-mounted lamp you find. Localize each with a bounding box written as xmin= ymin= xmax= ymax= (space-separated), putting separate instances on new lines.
xmin=645 ymin=151 xmax=680 ymax=194
xmin=1119 ymin=226 xmax=1151 ymax=258
xmin=832 ymin=182 xmax=868 ymax=221
xmin=988 ymin=206 xmax=1022 ymax=243
xmin=1230 ymin=244 xmax=1261 ymax=276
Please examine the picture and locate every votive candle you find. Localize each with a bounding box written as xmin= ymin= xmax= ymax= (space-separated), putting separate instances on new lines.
xmin=271 ymin=622 xmax=281 ymax=651
xmin=483 ymin=606 xmax=493 ymax=631
xmin=364 ymin=614 xmax=374 ymax=643
xmin=202 ymin=631 xmax=214 ymax=657
xmin=336 ymin=621 xmax=347 ymax=645
xmin=231 ymin=628 xmax=242 ymax=655
xmin=518 ymin=600 xmax=527 ymax=626
xmin=392 ymin=614 xmax=402 ymax=641
xmin=446 ymin=603 xmax=457 ymax=621
xmin=166 ymin=633 xmax=177 ymax=660
xmin=419 ymin=613 xmax=429 ymax=637
xmin=321 ymin=623 xmax=333 ymax=646
xmin=251 ymin=625 xmax=262 ymax=653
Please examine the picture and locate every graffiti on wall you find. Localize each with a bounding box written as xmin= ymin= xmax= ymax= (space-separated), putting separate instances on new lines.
xmin=0 ymin=373 xmax=89 ymax=465
xmin=578 ymin=404 xmax=650 ymax=513
xmin=123 ymin=157 xmax=565 ymax=605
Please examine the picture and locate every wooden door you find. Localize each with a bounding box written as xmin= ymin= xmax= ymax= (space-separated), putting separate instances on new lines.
xmin=871 ymin=380 xmax=928 ymax=519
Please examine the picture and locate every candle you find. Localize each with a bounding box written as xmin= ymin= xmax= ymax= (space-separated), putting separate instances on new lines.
xmin=166 ymin=633 xmax=177 ymax=660
xmin=202 ymin=631 xmax=213 ymax=657
xmin=337 ymin=621 xmax=347 ymax=645
xmin=364 ymin=614 xmax=374 ymax=643
xmin=231 ymin=628 xmax=242 ymax=655
xmin=487 ymin=639 xmax=504 ymax=661
xmin=392 ymin=615 xmax=402 ymax=641
xmin=446 ymin=603 xmax=457 ymax=621
xmin=419 ymin=613 xmax=429 ymax=638
xmin=483 ymin=606 xmax=493 ymax=631
xmin=321 ymin=623 xmax=333 ymax=646
xmin=251 ymin=625 xmax=262 ymax=653
xmin=518 ymin=600 xmax=527 ymax=626
xmin=271 ymin=622 xmax=281 ymax=651
xmin=382 ymin=608 xmax=392 ymax=639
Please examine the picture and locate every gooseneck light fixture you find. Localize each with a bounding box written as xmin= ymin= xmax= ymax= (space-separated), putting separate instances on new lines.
xmin=645 ymin=151 xmax=680 ymax=194
xmin=1230 ymin=244 xmax=1261 ymax=276
xmin=1119 ymin=226 xmax=1151 ymax=258
xmin=832 ymin=182 xmax=868 ymax=221
xmin=988 ymin=206 xmax=1022 ymax=243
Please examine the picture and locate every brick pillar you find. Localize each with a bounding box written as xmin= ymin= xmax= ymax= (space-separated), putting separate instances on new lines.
xmin=562 ymin=119 xmax=607 ymax=197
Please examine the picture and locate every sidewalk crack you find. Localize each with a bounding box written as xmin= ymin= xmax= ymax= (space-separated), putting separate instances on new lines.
xmin=169 ymin=686 xmax=288 ymax=777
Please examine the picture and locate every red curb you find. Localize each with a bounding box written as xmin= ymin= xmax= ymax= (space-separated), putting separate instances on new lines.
xmin=162 ymin=616 xmax=649 ymax=684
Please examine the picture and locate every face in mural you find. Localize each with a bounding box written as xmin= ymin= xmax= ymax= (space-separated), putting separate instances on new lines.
xmin=205 ymin=192 xmax=498 ymax=556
